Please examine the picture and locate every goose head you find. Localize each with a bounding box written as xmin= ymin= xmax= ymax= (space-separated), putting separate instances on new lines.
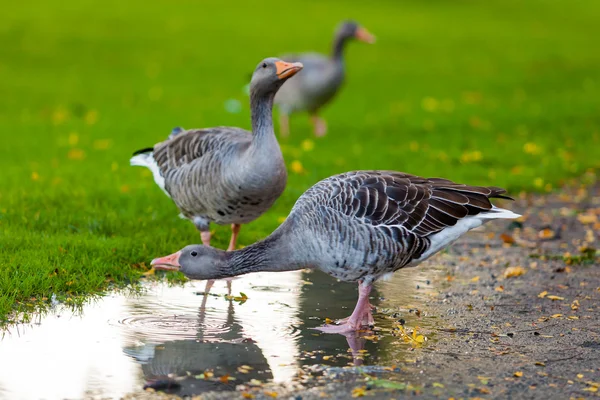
xmin=151 ymin=245 xmax=227 ymax=280
xmin=250 ymin=58 xmax=303 ymax=98
xmin=336 ymin=21 xmax=376 ymax=44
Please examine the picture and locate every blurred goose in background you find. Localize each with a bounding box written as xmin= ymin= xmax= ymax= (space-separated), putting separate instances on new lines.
xmin=274 ymin=20 xmax=375 ymax=137
xmin=131 ymin=57 xmax=303 ymax=292
xmin=151 ymin=170 xmax=520 ymax=333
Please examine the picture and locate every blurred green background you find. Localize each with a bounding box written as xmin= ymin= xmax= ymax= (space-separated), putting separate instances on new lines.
xmin=1 ymin=0 xmax=599 ymax=322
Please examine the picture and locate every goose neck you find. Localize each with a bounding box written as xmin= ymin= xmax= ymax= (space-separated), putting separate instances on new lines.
xmin=250 ymin=91 xmax=275 ymax=142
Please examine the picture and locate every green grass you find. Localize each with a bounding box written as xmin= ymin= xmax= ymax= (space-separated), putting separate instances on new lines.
xmin=1 ymin=0 xmax=600 ymax=323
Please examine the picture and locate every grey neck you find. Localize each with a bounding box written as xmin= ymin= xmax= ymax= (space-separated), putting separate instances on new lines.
xmin=331 ymin=34 xmax=350 ymax=61
xmin=250 ymin=91 xmax=276 ymax=144
xmin=224 ymin=224 xmax=304 ymax=276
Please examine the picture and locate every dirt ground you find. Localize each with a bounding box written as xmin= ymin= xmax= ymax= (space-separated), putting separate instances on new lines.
xmin=121 ymin=178 xmax=600 ymax=400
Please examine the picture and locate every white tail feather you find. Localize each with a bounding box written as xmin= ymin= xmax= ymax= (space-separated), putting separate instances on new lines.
xmin=130 ymin=153 xmax=168 ymax=196
xmin=414 ymin=206 xmax=520 ymax=263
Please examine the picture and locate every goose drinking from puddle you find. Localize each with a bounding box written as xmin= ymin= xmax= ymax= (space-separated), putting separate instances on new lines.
xmin=274 ymin=21 xmax=375 ymax=137
xmin=131 ymin=58 xmax=302 ymax=291
xmin=152 ymin=171 xmax=520 ymax=333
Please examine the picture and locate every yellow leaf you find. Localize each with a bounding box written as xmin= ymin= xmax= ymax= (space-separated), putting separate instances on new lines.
xmin=471 ymin=276 xmax=480 ymax=282
xmin=242 ymin=393 xmax=255 ymax=399
xmin=538 ymin=228 xmax=555 ymax=240
xmin=578 ymin=213 xmax=598 ymax=225
xmin=538 ymin=291 xmax=548 ymax=298
xmin=547 ymin=295 xmax=565 ymax=301
xmin=495 ymin=286 xmax=504 ymax=292
xmin=432 ymin=382 xmax=444 ymax=388
xmin=322 ymin=355 xmax=332 ymax=361
xmin=514 ymin=371 xmax=523 ymax=377
xmin=301 ymin=139 xmax=315 ymax=152
xmin=264 ymin=391 xmax=278 ymax=398
xmin=535 ymin=362 xmax=545 ymax=367
xmin=93 ymin=139 xmax=112 ymax=150
xmin=351 ymin=387 xmax=366 ymax=398
xmin=550 ymin=314 xmax=562 ymax=318
xmin=504 ymin=266 xmax=526 ymax=278
xmin=68 ymin=148 xmax=86 ymax=160
xmin=85 ymin=109 xmax=99 ymax=125
xmin=578 ymin=374 xmax=584 ymax=379
xmin=568 ymin=316 xmax=579 ymax=320
xmin=584 ymin=387 xmax=598 ymax=393
xmin=142 ymin=268 xmax=156 ymax=277
xmin=290 ymin=160 xmax=304 ymax=174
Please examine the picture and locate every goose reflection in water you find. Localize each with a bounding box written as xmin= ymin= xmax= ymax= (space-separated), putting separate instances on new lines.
xmin=123 ymin=299 xmax=272 ymax=396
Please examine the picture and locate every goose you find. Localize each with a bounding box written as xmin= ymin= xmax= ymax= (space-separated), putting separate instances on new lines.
xmin=274 ymin=20 xmax=375 ymax=137
xmin=151 ymin=171 xmax=520 ymax=333
xmin=131 ymin=57 xmax=303 ymax=292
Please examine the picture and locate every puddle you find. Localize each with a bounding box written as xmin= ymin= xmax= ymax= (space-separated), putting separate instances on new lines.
xmin=0 ymin=266 xmax=444 ymax=400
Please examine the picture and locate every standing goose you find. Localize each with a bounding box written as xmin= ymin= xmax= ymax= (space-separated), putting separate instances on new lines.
xmin=151 ymin=171 xmax=520 ymax=333
xmin=131 ymin=58 xmax=303 ymax=290
xmin=274 ymin=20 xmax=375 ymax=137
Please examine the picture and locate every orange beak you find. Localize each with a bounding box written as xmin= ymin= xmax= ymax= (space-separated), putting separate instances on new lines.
xmin=275 ymin=61 xmax=303 ymax=80
xmin=355 ymin=27 xmax=376 ymax=44
xmin=151 ymin=251 xmax=181 ymax=271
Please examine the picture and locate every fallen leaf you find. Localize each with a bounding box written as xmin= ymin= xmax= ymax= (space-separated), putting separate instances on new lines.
xmin=514 ymin=371 xmax=523 ymax=377
xmin=538 ymin=228 xmax=555 ymax=240
xmin=578 ymin=213 xmax=597 ymax=225
xmin=551 ymin=314 xmax=563 ymax=318
xmin=471 ymin=276 xmax=481 ymax=282
xmin=432 ymin=382 xmax=444 ymax=388
xmin=578 ymin=374 xmax=584 ymax=379
xmin=547 ymin=295 xmax=565 ymax=301
xmin=290 ymin=160 xmax=304 ymax=174
xmin=538 ymin=291 xmax=548 ymax=298
xmin=535 ymin=362 xmax=546 ymax=367
xmin=500 ymin=233 xmax=515 ymax=244
xmin=495 ymin=286 xmax=504 ymax=292
xmin=351 ymin=387 xmax=366 ymax=397
xmin=504 ymin=266 xmax=526 ymax=278
xmin=242 ymin=393 xmax=255 ymax=399
xmin=583 ymin=387 xmax=598 ymax=393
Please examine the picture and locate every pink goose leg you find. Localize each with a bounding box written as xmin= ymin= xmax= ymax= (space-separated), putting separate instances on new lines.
xmin=315 ymin=283 xmax=374 ymax=334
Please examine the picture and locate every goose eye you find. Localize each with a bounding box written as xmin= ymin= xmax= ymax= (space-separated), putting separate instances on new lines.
xmin=191 ymin=251 xmax=198 ymax=257
xmin=262 ymin=63 xmax=267 ymax=69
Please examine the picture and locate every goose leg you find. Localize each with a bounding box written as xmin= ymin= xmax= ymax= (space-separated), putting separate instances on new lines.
xmin=227 ymin=224 xmax=241 ymax=251
xmin=310 ymin=113 xmax=327 ymax=137
xmin=279 ymin=114 xmax=290 ymax=137
xmin=315 ymin=283 xmax=373 ymax=334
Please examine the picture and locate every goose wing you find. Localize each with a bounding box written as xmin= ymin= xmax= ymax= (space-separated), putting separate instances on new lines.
xmin=150 ymin=127 xmax=250 ymax=173
xmin=326 ymin=171 xmax=512 ymax=237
